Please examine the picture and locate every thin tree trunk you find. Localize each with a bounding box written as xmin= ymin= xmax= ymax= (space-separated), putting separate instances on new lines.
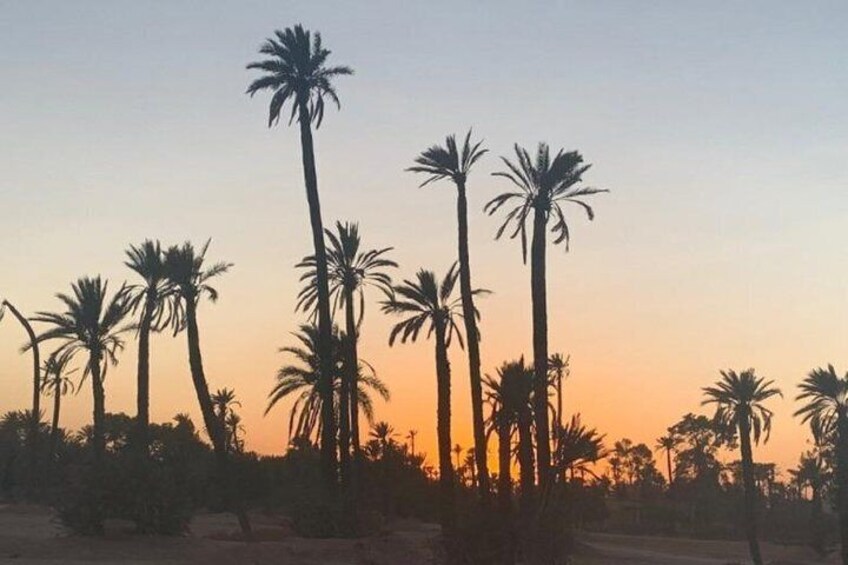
xmin=434 ymin=322 xmax=455 ymax=538
xmin=296 ymin=101 xmax=337 ymax=493
xmin=347 ymin=286 xmax=361 ymax=457
xmin=497 ymin=420 xmax=515 ymax=564
xmin=135 ymin=293 xmax=154 ymax=454
xmin=518 ymin=409 xmax=536 ymax=519
xmin=666 ymin=449 xmax=673 ymax=487
xmin=739 ymin=418 xmax=763 ymax=565
xmin=837 ymin=417 xmax=848 ymax=565
xmin=3 ymin=301 xmax=41 ymax=450
xmin=530 ymin=208 xmax=551 ymax=485
xmin=50 ymin=378 xmax=61 ymax=456
xmin=89 ymin=353 xmax=106 ymax=461
xmin=184 ymin=300 xmax=253 ymax=539
xmin=455 ymin=179 xmax=491 ymax=501
xmin=340 ymin=292 xmax=355 ymax=490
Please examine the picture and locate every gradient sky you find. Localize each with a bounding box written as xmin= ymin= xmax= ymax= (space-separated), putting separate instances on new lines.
xmin=1 ymin=1 xmax=847 ymax=475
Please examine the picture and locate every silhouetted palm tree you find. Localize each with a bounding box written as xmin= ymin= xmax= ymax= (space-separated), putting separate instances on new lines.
xmin=124 ymin=240 xmax=173 ymax=453
xmin=266 ymin=324 xmax=389 ymax=444
xmin=163 ymin=241 xmax=251 ymax=537
xmin=247 ymin=25 xmax=353 ymax=489
xmin=408 ymin=130 xmax=491 ymax=500
xmin=382 ymin=265 xmax=473 ymax=536
xmin=554 ymin=414 xmax=606 ymax=481
xmin=296 ymin=222 xmax=396 ymax=477
xmin=796 ymin=364 xmax=848 ymax=564
xmin=40 ymin=351 xmax=76 ymax=456
xmin=1 ymin=300 xmax=42 ymax=444
xmin=655 ymin=433 xmax=681 ymax=487
xmin=703 ymin=369 xmax=782 ymax=565
xmin=548 ymin=353 xmax=569 ymax=456
xmin=225 ymin=411 xmax=245 ymax=454
xmin=212 ymin=387 xmax=241 ymax=453
xmin=486 ymin=143 xmax=606 ymax=485
xmin=407 ymin=429 xmax=418 ymax=457
xmin=32 ymin=277 xmax=128 ymax=464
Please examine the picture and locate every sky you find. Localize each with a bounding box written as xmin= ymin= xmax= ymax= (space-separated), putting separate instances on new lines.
xmin=1 ymin=1 xmax=847 ymax=475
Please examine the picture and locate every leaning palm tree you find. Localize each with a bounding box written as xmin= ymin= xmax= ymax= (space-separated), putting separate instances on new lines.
xmin=163 ymin=241 xmax=251 ymax=537
xmin=247 ymin=25 xmax=353 ymax=489
xmin=486 ymin=143 xmax=607 ymax=485
xmin=796 ymin=364 xmax=848 ymax=565
xmin=124 ymin=240 xmax=173 ymax=453
xmin=31 ymin=277 xmax=128 ymax=465
xmin=40 ymin=351 xmax=77 ymax=456
xmin=408 ymin=130 xmax=491 ymax=499
xmin=655 ymin=432 xmax=681 ymax=487
xmin=296 ymin=221 xmax=396 ymax=473
xmin=702 ymin=369 xmax=782 ymax=565
xmin=0 ymin=299 xmax=42 ymax=443
xmin=382 ymin=265 xmax=475 ymax=537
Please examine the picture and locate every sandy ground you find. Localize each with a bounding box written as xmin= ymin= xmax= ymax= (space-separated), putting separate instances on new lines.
xmin=0 ymin=505 xmax=839 ymax=564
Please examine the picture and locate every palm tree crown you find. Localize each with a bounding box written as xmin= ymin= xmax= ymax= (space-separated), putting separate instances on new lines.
xmin=407 ymin=130 xmax=487 ymax=187
xmin=485 ymin=143 xmax=607 ymax=259
xmin=246 ymin=24 xmax=353 ymax=128
xmin=164 ymin=241 xmax=232 ymax=327
xmin=702 ymin=369 xmax=782 ymax=445
xmin=124 ymin=240 xmax=174 ymax=330
xmin=795 ymin=365 xmax=848 ymax=437
xmin=40 ymin=351 xmax=77 ymax=397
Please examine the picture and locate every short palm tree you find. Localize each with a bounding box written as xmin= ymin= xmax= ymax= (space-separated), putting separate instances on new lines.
xmin=247 ymin=25 xmax=353 ymax=488
xmin=702 ymin=369 xmax=782 ymax=565
xmin=124 ymin=240 xmax=174 ymax=453
xmin=796 ymin=364 xmax=848 ymax=564
xmin=296 ymin=221 xmax=396 ymax=473
xmin=486 ymin=143 xmax=607 ymax=485
xmin=225 ymin=411 xmax=245 ymax=454
xmin=548 ymin=352 xmax=569 ymax=444
xmin=382 ymin=265 xmax=474 ymax=536
xmin=32 ymin=277 xmax=129 ymax=464
xmin=655 ymin=432 xmax=681 ymax=487
xmin=408 ymin=130 xmax=491 ymax=499
xmin=212 ymin=387 xmax=241 ymax=452
xmin=555 ymin=414 xmax=606 ymax=481
xmin=40 ymin=351 xmax=77 ymax=455
xmin=164 ymin=241 xmax=251 ymax=537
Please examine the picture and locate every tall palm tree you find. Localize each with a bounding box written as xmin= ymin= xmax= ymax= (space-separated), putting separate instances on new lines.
xmin=1 ymin=300 xmax=42 ymax=443
xmin=702 ymin=369 xmax=782 ymax=565
xmin=796 ymin=364 xmax=848 ymax=564
xmin=124 ymin=240 xmax=173 ymax=453
xmin=296 ymin=221 xmax=396 ymax=473
xmin=40 ymin=351 xmax=76 ymax=456
xmin=486 ymin=143 xmax=606 ymax=485
xmin=548 ymin=353 xmax=569 ymax=453
xmin=247 ymin=25 xmax=353 ymax=489
xmin=408 ymin=130 xmax=491 ymax=499
xmin=655 ymin=433 xmax=681 ymax=487
xmin=382 ymin=265 xmax=474 ymax=537
xmin=31 ymin=277 xmax=128 ymax=465
xmin=163 ymin=241 xmax=251 ymax=537
xmin=265 ymin=324 xmax=389 ymax=445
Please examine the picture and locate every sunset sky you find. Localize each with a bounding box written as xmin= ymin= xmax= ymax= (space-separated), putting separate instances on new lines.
xmin=1 ymin=1 xmax=847 ymax=475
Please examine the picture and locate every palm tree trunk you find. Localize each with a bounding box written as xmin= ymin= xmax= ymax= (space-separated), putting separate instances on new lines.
xmin=340 ymin=292 xmax=355 ymax=489
xmin=296 ymin=100 xmax=338 ymax=493
xmin=455 ymin=179 xmax=491 ymax=501
xmin=2 ymin=301 xmax=41 ymax=451
xmin=89 ymin=354 xmax=106 ymax=461
xmin=530 ymin=208 xmax=551 ymax=485
xmin=666 ymin=449 xmax=673 ymax=487
xmin=347 ymin=292 xmax=361 ymax=457
xmin=837 ymin=417 xmax=848 ymax=565
xmin=739 ymin=419 xmax=763 ymax=565
xmin=434 ymin=321 xmax=455 ymax=538
xmin=497 ymin=420 xmax=515 ymax=565
xmin=518 ymin=409 xmax=536 ymax=519
xmin=183 ymin=299 xmax=253 ymax=539
xmin=50 ymin=378 xmax=61 ymax=456
xmin=135 ymin=294 xmax=154 ymax=454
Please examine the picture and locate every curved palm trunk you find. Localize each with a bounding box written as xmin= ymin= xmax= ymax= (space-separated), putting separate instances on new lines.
xmin=455 ymin=179 xmax=491 ymax=502
xmin=183 ymin=299 xmax=253 ymax=539
xmin=497 ymin=420 xmax=515 ymax=564
xmin=2 ymin=301 xmax=41 ymax=446
xmin=530 ymin=208 xmax=551 ymax=485
xmin=135 ymin=292 xmax=155 ymax=454
xmin=738 ymin=418 xmax=763 ymax=565
xmin=837 ymin=417 xmax=848 ymax=565
xmin=433 ymin=321 xmax=455 ymax=538
xmin=296 ymin=101 xmax=338 ymax=493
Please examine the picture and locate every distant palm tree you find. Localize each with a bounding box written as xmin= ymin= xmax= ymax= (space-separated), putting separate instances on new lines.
xmin=163 ymin=241 xmax=251 ymax=537
xmin=703 ymin=369 xmax=782 ymax=565
xmin=486 ymin=143 xmax=606 ymax=485
xmin=548 ymin=353 xmax=569 ymax=454
xmin=225 ymin=411 xmax=245 ymax=454
xmin=408 ymin=130 xmax=491 ymax=500
xmin=32 ymin=277 xmax=128 ymax=465
xmin=247 ymin=25 xmax=353 ymax=488
xmin=554 ymin=414 xmax=606 ymax=481
xmin=212 ymin=387 xmax=241 ymax=453
xmin=296 ymin=221 xmax=396 ymax=473
xmin=407 ymin=429 xmax=418 ymax=457
xmin=266 ymin=324 xmax=389 ymax=444
xmin=370 ymin=421 xmax=397 ymax=455
xmin=1 ymin=300 xmax=42 ymax=442
xmin=382 ymin=265 xmax=473 ymax=536
xmin=40 ymin=351 xmax=77 ymax=455
xmin=124 ymin=240 xmax=174 ymax=453
xmin=655 ymin=433 xmax=681 ymax=487
xmin=453 ymin=443 xmax=463 ymax=471
xmin=795 ymin=364 xmax=848 ymax=565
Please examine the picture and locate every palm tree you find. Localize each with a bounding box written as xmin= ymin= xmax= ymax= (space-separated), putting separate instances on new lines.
xmin=31 ymin=277 xmax=128 ymax=465
xmin=453 ymin=443 xmax=463 ymax=471
xmin=382 ymin=265 xmax=474 ymax=537
xmin=266 ymin=324 xmax=389 ymax=445
xmin=702 ymin=369 xmax=782 ymax=565
xmin=40 ymin=351 xmax=76 ymax=456
xmin=554 ymin=414 xmax=606 ymax=481
xmin=124 ymin=240 xmax=173 ymax=453
xmin=486 ymin=143 xmax=607 ymax=485
xmin=408 ymin=130 xmax=491 ymax=499
xmin=163 ymin=241 xmax=251 ymax=537
xmin=796 ymin=364 xmax=848 ymax=564
xmin=212 ymin=388 xmax=241 ymax=453
xmin=296 ymin=222 xmax=396 ymax=475
xmin=548 ymin=353 xmax=569 ymax=436
xmin=225 ymin=411 xmax=245 ymax=454
xmin=247 ymin=25 xmax=353 ymax=489
xmin=0 ymin=300 xmax=42 ymax=444
xmin=655 ymin=432 xmax=681 ymax=487
xmin=407 ymin=429 xmax=418 ymax=457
